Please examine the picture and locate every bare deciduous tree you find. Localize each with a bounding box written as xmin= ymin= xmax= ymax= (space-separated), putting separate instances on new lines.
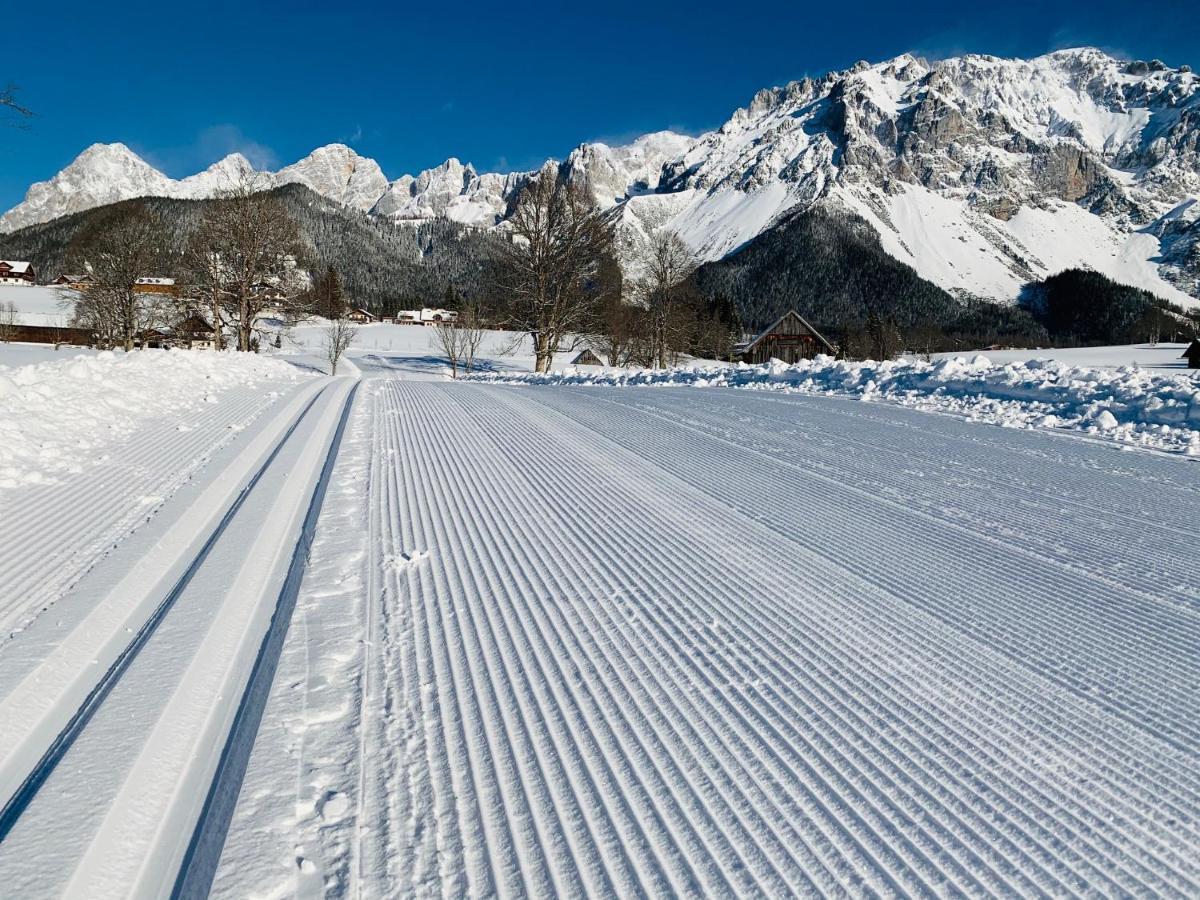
xmin=639 ymin=231 xmax=699 ymax=369
xmin=69 ymin=203 xmax=168 ymax=351
xmin=494 ymin=174 xmax=614 ymax=373
xmin=431 ymin=319 xmax=468 ymax=379
xmin=323 ymin=316 xmax=357 ymax=375
xmin=188 ymin=175 xmax=308 ymax=351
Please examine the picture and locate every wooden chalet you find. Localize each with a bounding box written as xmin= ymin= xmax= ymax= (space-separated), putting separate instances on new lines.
xmin=347 ymin=307 xmax=376 ymax=324
xmin=735 ymin=311 xmax=835 ymax=364
xmin=571 ymin=348 xmax=605 ymax=366
xmin=1182 ymin=340 xmax=1200 ymax=369
xmin=53 ymin=273 xmax=93 ymax=290
xmin=175 ymin=314 xmax=218 ymax=350
xmin=0 ymin=260 xmax=36 ymax=285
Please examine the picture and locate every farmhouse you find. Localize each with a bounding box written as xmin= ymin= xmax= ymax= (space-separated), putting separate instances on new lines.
xmin=735 ymin=310 xmax=835 ymax=364
xmin=0 ymin=260 xmax=36 ymax=285
xmin=347 ymin=307 xmax=377 ymax=324
xmin=1182 ymin=340 xmax=1200 ymax=369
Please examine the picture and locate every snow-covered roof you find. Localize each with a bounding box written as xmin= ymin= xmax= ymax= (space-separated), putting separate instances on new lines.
xmin=135 ymin=277 xmax=175 ymax=286
xmin=0 ymin=260 xmax=32 ymax=273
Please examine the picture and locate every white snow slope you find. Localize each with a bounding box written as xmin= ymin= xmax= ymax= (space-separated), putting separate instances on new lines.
xmin=209 ymin=373 xmax=1200 ymax=897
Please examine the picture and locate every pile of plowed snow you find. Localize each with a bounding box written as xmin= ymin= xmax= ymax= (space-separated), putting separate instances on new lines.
xmin=476 ymin=355 xmax=1200 ymax=454
xmin=0 ymin=349 xmax=309 ymax=489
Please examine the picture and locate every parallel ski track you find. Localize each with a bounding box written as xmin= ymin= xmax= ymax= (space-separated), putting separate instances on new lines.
xmin=0 ymin=385 xmax=283 ymax=641
xmin=0 ymin=383 xmax=333 ymax=849
xmin=525 ymin=386 xmax=1200 ymax=753
xmin=355 ymin=381 xmax=1198 ymax=898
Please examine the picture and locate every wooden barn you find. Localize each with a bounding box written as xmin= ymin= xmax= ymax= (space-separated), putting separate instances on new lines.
xmin=571 ymin=348 xmax=605 ymax=366
xmin=1182 ymin=340 xmax=1200 ymax=369
xmin=735 ymin=311 xmax=835 ymax=364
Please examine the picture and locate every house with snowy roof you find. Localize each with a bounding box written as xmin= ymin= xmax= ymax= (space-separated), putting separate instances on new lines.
xmin=0 ymin=260 xmax=36 ymax=285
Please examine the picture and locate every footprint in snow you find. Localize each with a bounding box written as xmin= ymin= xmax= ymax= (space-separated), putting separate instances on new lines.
xmin=383 ymin=550 xmax=430 ymax=572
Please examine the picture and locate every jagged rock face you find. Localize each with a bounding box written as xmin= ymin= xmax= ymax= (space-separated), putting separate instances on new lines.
xmin=370 ymin=159 xmax=524 ymax=226
xmin=275 ymin=144 xmax=388 ymax=212
xmin=3 ymin=48 xmax=1198 ymax=304
xmin=0 ymin=144 xmax=176 ymax=231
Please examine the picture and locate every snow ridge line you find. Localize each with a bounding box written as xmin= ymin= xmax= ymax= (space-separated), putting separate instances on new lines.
xmin=172 ymin=380 xmax=360 ymax=899
xmin=473 ymin=354 xmax=1200 ymax=456
xmin=0 ymin=381 xmax=331 ymax=844
xmin=478 ymin=385 xmax=1197 ymax=893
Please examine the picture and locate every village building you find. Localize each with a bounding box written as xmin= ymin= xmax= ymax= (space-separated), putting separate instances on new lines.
xmin=52 ymin=273 xmax=93 ymax=290
xmin=0 ymin=260 xmax=36 ymax=285
xmin=571 ymin=348 xmax=605 ymax=366
xmin=175 ymin=314 xmax=219 ymax=350
xmin=134 ymin=277 xmax=177 ymax=296
xmin=347 ymin=307 xmax=377 ymax=324
xmin=1182 ymin=340 xmax=1200 ymax=369
xmin=734 ymin=310 xmax=835 ymax=364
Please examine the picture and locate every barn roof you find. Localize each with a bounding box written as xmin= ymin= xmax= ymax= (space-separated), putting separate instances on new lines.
xmin=740 ymin=310 xmax=835 ymax=355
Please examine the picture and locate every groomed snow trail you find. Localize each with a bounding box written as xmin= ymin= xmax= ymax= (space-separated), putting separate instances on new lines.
xmin=0 ymin=377 xmax=357 ymax=898
xmin=216 ymin=380 xmax=1200 ymax=898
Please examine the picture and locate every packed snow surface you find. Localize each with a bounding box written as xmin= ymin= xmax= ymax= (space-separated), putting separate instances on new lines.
xmin=213 ymin=378 xmax=1200 ymax=896
xmin=476 ymin=354 xmax=1200 ymax=455
xmin=0 ymin=348 xmax=308 ymax=488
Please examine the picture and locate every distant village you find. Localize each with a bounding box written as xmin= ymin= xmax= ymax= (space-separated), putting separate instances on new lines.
xmin=0 ymin=258 xmax=459 ymax=352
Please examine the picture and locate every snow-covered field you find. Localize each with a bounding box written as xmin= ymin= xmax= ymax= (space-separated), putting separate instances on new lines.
xmin=283 ymin=321 xmax=543 ymax=376
xmin=0 ymin=284 xmax=76 ymax=326
xmin=479 ymin=353 xmax=1200 ymax=455
xmin=1 ymin=338 xmax=1198 ymax=897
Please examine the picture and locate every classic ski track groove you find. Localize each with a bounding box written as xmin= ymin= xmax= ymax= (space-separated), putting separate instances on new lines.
xmin=340 ymin=381 xmax=1198 ymax=898
xmin=0 ymin=379 xmax=356 ymax=896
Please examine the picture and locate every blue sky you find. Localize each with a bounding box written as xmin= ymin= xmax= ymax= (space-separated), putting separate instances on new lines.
xmin=1 ymin=0 xmax=1197 ymax=212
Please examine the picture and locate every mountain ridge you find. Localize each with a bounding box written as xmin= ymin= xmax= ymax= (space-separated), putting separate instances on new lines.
xmin=3 ymin=47 xmax=1197 ymax=306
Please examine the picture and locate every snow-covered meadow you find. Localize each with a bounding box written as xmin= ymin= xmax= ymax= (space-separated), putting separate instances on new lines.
xmin=477 ymin=353 xmax=1200 ymax=455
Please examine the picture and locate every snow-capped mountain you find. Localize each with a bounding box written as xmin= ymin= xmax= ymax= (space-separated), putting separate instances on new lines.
xmin=628 ymin=48 xmax=1199 ymax=304
xmin=3 ymin=47 xmax=1197 ymax=304
xmin=0 ymin=143 xmax=389 ymax=230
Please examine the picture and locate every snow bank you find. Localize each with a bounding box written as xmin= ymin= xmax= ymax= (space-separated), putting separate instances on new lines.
xmin=0 ymin=350 xmax=309 ymax=489
xmin=475 ymin=355 xmax=1200 ymax=455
